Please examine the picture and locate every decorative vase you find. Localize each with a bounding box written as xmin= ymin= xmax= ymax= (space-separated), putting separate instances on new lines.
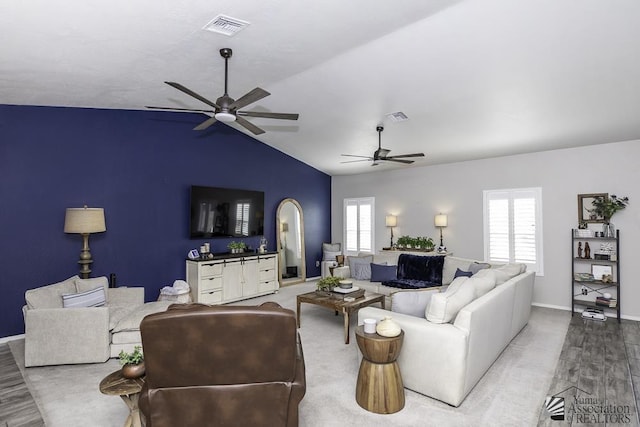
xmin=603 ymin=222 xmax=615 ymax=238
xmin=376 ymin=316 xmax=401 ymax=337
xmin=122 ymin=362 xmax=145 ymax=379
xmin=338 ymin=279 xmax=353 ymax=289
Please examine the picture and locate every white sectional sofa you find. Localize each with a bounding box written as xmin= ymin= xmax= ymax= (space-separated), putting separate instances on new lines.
xmin=23 ymin=275 xmax=172 ymax=367
xmin=354 ymin=255 xmax=535 ymax=407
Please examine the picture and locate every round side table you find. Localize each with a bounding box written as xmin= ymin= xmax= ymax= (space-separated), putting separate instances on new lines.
xmin=355 ymin=325 xmax=405 ymax=414
xmin=99 ymin=369 xmax=145 ymax=427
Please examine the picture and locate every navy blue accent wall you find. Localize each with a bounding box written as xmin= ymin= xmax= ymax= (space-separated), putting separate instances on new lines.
xmin=0 ymin=104 xmax=331 ymax=338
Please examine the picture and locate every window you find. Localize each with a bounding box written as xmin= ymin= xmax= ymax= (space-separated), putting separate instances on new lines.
xmin=483 ymin=188 xmax=543 ymax=275
xmin=234 ymin=201 xmax=251 ymax=236
xmin=344 ymin=197 xmax=374 ymax=255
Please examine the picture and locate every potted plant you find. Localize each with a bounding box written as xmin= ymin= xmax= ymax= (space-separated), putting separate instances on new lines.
xmin=396 ymin=235 xmax=410 ymax=249
xmin=591 ymin=194 xmax=629 ymax=237
xmin=119 ymin=345 xmax=145 ymax=379
xmin=316 ymin=276 xmax=341 ymax=295
xmin=227 ymin=241 xmax=247 ymax=254
xmin=415 ymin=236 xmax=435 ymax=251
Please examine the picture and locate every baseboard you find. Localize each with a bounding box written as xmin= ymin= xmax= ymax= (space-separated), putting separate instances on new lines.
xmin=0 ymin=334 xmax=24 ymax=344
xmin=532 ymin=302 xmax=640 ymax=322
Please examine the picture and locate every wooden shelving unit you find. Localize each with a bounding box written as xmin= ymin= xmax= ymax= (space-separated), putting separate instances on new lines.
xmin=571 ymin=229 xmax=620 ymax=322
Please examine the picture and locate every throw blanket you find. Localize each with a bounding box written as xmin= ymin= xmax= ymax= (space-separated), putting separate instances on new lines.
xmin=382 ymin=254 xmax=445 ymax=289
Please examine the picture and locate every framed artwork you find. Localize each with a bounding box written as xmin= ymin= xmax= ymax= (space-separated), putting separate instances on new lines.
xmin=578 ymin=193 xmax=608 ymax=223
xmin=591 ymin=264 xmax=612 ymax=281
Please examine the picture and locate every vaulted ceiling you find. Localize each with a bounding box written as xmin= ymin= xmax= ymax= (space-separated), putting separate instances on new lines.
xmin=2 ymin=0 xmax=640 ymax=175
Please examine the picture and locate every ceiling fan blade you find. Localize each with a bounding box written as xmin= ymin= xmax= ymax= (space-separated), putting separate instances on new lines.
xmin=234 ymin=116 xmax=265 ymax=135
xmin=385 ymin=153 xmax=425 ymax=159
xmin=165 ymin=82 xmax=220 ymax=110
xmin=146 ymin=106 xmax=215 ymax=113
xmin=341 ymin=154 xmax=373 ymax=159
xmin=193 ymin=116 xmax=218 ymax=131
xmin=381 ymin=158 xmax=414 ymax=164
xmin=340 ymin=159 xmax=372 ymax=164
xmin=237 ymin=111 xmax=299 ymax=120
xmin=228 ymin=87 xmax=270 ymax=110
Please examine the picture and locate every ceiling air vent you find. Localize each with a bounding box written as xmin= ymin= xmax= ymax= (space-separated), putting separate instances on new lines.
xmin=203 ymin=15 xmax=250 ymax=36
xmin=386 ymin=111 xmax=409 ymax=122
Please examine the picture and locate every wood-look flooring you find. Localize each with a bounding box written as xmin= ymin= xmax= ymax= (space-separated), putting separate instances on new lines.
xmin=0 ymin=344 xmax=44 ymax=427
xmin=538 ymin=315 xmax=640 ymax=426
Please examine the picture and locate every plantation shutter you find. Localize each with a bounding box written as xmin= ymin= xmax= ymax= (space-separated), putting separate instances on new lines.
xmin=344 ymin=197 xmax=375 ymax=255
xmin=484 ymin=188 xmax=543 ymax=274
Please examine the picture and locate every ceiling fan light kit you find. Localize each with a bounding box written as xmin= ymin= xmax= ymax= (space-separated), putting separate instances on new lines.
xmin=146 ymin=48 xmax=298 ymax=135
xmin=341 ymin=125 xmax=425 ymax=166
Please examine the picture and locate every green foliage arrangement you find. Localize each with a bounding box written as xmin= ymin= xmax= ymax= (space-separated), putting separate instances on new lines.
xmin=396 ymin=235 xmax=435 ymax=251
xmin=227 ymin=241 xmax=247 ymax=250
xmin=119 ymin=345 xmax=144 ymax=366
xmin=316 ymin=276 xmax=342 ymax=291
xmin=591 ymin=195 xmax=629 ymax=221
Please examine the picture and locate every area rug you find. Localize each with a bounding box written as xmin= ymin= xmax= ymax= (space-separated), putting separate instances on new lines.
xmin=0 ymin=343 xmax=44 ymax=427
xmin=8 ymin=282 xmax=572 ymax=426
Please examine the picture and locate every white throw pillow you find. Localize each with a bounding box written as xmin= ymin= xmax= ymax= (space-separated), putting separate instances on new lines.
xmin=62 ymin=286 xmax=106 ymax=308
xmin=323 ymin=250 xmax=342 ymax=261
xmin=467 ymin=269 xmax=497 ymax=298
xmin=322 ymin=243 xmax=341 ymax=252
xmin=493 ymin=263 xmax=526 ymax=285
xmin=391 ymin=290 xmax=437 ymax=318
xmin=426 ymin=276 xmax=476 ymax=324
xmin=442 ymin=257 xmax=472 ymax=285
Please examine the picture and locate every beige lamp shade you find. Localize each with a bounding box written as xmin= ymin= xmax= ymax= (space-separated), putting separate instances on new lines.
xmin=385 ymin=215 xmax=397 ymax=227
xmin=434 ymin=214 xmax=448 ymax=228
xmin=64 ymin=207 xmax=106 ymax=234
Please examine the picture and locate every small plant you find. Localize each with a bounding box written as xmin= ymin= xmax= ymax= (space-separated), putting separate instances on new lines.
xmin=227 ymin=241 xmax=247 ymax=252
xmin=396 ymin=235 xmax=411 ymax=248
xmin=415 ymin=236 xmax=435 ymax=251
xmin=119 ymin=345 xmax=143 ymax=366
xmin=316 ymin=276 xmax=341 ymax=292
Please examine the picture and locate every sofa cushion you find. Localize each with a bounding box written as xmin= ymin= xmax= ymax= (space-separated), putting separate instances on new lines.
xmin=25 ymin=276 xmax=79 ymax=309
xmin=469 ymin=262 xmax=491 ymax=275
xmin=75 ymin=276 xmax=108 ymax=294
xmin=349 ymin=255 xmax=374 ymax=280
xmin=493 ymin=263 xmax=527 ymax=285
xmin=454 ymin=268 xmax=473 ymax=279
xmin=391 ymin=289 xmax=437 ymax=318
xmin=426 ymin=276 xmax=476 ymax=324
xmin=467 ymin=269 xmax=497 ymax=298
xmin=62 ymin=286 xmax=106 ymax=308
xmin=370 ymin=263 xmax=396 ymax=282
xmin=442 ymin=257 xmax=472 ymax=285
xmin=111 ymin=301 xmax=173 ymax=333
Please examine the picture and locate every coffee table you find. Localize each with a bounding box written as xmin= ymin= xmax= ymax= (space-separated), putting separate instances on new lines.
xmin=296 ymin=291 xmax=385 ymax=344
xmin=99 ymin=369 xmax=145 ymax=427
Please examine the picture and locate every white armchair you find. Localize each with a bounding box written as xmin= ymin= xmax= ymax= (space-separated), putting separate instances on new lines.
xmin=23 ymin=275 xmax=169 ymax=367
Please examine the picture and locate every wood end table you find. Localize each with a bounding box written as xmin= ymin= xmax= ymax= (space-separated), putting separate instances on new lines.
xmin=355 ymin=325 xmax=405 ymax=414
xmin=99 ymin=369 xmax=145 ymax=427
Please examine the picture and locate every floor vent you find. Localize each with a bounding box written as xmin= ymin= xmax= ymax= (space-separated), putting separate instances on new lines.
xmin=203 ymin=15 xmax=250 ymax=36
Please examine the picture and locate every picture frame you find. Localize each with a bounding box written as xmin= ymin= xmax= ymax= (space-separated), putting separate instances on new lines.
xmin=578 ymin=193 xmax=608 ymax=224
xmin=591 ymin=264 xmax=612 ymax=281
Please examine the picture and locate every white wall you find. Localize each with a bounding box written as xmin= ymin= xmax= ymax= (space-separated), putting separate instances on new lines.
xmin=332 ymin=139 xmax=640 ymax=318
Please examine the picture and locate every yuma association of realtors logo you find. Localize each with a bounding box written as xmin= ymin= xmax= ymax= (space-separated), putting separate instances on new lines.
xmin=544 ymin=386 xmax=633 ymax=423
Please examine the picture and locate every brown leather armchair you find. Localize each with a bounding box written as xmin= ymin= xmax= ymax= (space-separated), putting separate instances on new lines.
xmin=138 ymin=302 xmax=306 ymax=427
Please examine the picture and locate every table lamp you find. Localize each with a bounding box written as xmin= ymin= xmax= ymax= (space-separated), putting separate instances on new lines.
xmin=385 ymin=215 xmax=397 ymax=248
xmin=434 ymin=214 xmax=448 ymax=253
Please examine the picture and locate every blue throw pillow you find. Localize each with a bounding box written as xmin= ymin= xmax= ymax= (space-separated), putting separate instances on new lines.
xmin=454 ymin=268 xmax=473 ymax=278
xmin=370 ymin=263 xmax=397 ymax=282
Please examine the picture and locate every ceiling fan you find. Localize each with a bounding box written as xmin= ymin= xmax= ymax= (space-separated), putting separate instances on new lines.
xmin=341 ymin=126 xmax=425 ymax=166
xmin=146 ymin=48 xmax=299 ymax=135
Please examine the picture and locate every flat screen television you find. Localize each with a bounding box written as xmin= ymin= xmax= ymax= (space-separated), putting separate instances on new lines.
xmin=190 ymin=185 xmax=265 ymax=239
